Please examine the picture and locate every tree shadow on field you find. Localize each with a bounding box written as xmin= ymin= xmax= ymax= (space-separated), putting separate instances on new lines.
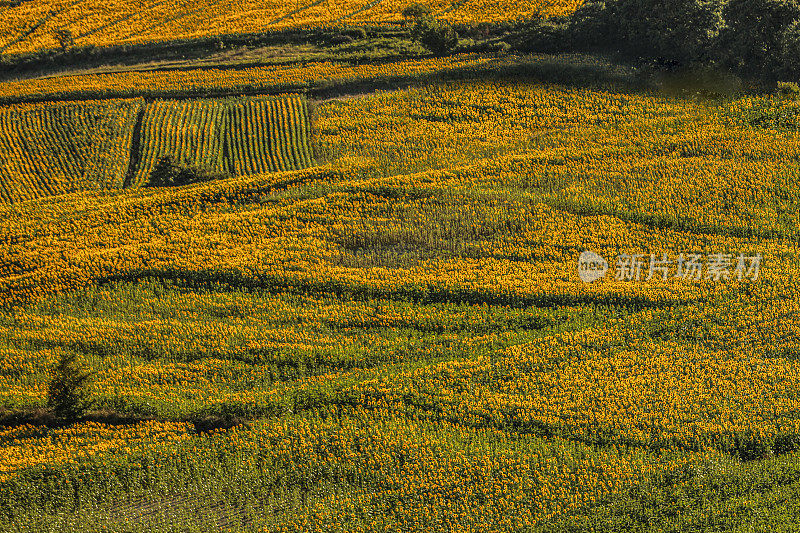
xmin=310 ymin=53 xmax=650 ymax=101
xmin=2 ymin=52 xmax=651 ymax=106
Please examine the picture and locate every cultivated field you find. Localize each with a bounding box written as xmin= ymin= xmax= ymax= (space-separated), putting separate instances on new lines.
xmin=3 ymin=3 xmax=800 ymax=532
xmin=0 ymin=94 xmax=312 ymax=202
xmin=0 ymin=0 xmax=582 ymax=55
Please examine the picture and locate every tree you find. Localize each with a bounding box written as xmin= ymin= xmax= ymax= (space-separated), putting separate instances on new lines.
xmin=569 ymin=1 xmax=614 ymax=50
xmin=781 ymin=21 xmax=800 ymax=77
xmin=411 ymin=16 xmax=458 ymax=55
xmin=146 ymin=155 xmax=231 ymax=187
xmin=47 ymin=352 xmax=95 ymax=420
xmin=606 ymin=0 xmax=724 ymax=65
xmin=721 ymin=0 xmax=800 ymax=76
xmin=53 ymin=29 xmax=74 ymax=52
xmin=509 ymin=16 xmax=570 ymax=54
xmin=402 ymin=2 xmax=432 ymax=21
xmin=147 ymin=154 xmax=183 ymax=187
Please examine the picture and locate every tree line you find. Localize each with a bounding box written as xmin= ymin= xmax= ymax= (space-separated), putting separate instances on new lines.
xmin=570 ymin=0 xmax=800 ymax=77
xmin=402 ymin=0 xmax=800 ymax=81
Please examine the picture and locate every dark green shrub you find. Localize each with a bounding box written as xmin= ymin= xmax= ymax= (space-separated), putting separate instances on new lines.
xmin=508 ymin=17 xmax=570 ymax=53
xmin=53 ymin=29 xmax=74 ymax=52
xmin=402 ymin=2 xmax=432 ymax=21
xmin=411 ymin=16 xmax=458 ymax=54
xmin=46 ymin=352 xmax=95 ymax=420
xmin=344 ymin=26 xmax=367 ymax=40
xmin=328 ymin=33 xmax=355 ymax=45
xmin=146 ymin=155 xmax=230 ymax=187
xmin=147 ymin=155 xmax=183 ymax=187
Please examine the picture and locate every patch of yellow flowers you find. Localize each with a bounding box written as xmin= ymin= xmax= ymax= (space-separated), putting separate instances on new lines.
xmin=0 ymin=420 xmax=192 ymax=483
xmin=0 ymin=0 xmax=582 ymax=56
